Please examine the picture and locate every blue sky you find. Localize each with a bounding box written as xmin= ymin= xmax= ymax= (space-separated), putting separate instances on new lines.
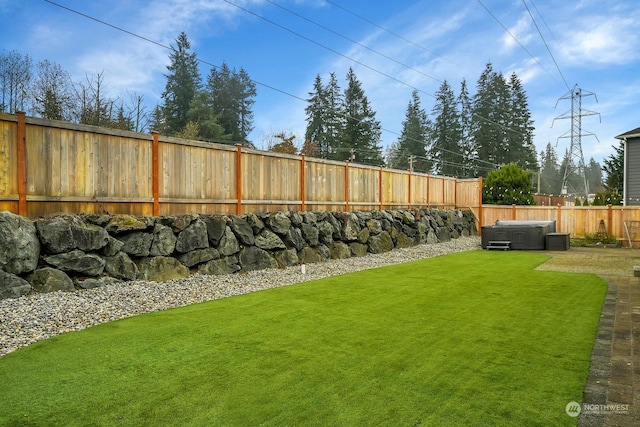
xmin=1 ymin=0 xmax=639 ymax=165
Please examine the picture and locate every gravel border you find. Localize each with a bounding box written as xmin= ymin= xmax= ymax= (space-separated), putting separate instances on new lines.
xmin=0 ymin=237 xmax=481 ymax=357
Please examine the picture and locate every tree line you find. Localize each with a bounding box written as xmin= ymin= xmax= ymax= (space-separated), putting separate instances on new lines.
xmin=2 ymin=32 xmax=615 ymax=189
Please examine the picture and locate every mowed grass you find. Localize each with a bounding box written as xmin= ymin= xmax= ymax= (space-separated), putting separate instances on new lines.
xmin=0 ymin=250 xmax=606 ymax=426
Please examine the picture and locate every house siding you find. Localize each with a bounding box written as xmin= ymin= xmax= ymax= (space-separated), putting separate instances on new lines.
xmin=626 ymin=138 xmax=640 ymax=205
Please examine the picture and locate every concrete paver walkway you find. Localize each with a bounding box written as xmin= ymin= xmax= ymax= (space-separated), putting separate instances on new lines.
xmin=535 ymin=247 xmax=640 ymax=426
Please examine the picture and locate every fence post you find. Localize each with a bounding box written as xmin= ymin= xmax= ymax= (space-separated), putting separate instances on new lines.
xmin=426 ymin=174 xmax=430 ymax=207
xmin=442 ymin=176 xmax=446 ymax=208
xmin=556 ymin=204 xmax=562 ymax=232
xmin=344 ymin=161 xmax=350 ymax=212
xmin=151 ymin=132 xmax=159 ymax=217
xmin=511 ymin=204 xmax=516 ymax=220
xmin=236 ymin=144 xmax=243 ymax=215
xmin=16 ymin=112 xmax=27 ymax=217
xmin=378 ymin=166 xmax=383 ymax=211
xmin=300 ymin=155 xmax=306 ymax=212
xmin=454 ymin=178 xmax=458 ymax=209
xmin=477 ymin=177 xmax=483 ymax=235
xmin=408 ymin=169 xmax=412 ymax=209
xmin=607 ymin=204 xmax=612 ymax=235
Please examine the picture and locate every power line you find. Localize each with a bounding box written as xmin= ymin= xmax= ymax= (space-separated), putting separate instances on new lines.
xmin=476 ymin=0 xmax=564 ymax=89
xmin=522 ymin=0 xmax=570 ymax=90
xmin=263 ymin=0 xmax=443 ymax=85
xmin=222 ymin=0 xmax=435 ymax=99
xmin=324 ymin=0 xmax=458 ymax=67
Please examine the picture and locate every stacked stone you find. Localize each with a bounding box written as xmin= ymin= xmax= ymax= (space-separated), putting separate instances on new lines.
xmin=0 ymin=209 xmax=477 ymax=300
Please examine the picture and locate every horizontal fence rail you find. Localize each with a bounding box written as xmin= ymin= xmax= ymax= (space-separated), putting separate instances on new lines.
xmin=0 ymin=112 xmax=482 ymax=218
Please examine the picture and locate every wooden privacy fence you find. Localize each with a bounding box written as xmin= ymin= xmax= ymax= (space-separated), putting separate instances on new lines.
xmin=477 ymin=204 xmax=640 ymax=247
xmin=0 ymin=112 xmax=482 ymax=218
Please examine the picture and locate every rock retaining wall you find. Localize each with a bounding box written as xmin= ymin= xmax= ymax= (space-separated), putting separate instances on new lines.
xmin=0 ymin=209 xmax=477 ymax=300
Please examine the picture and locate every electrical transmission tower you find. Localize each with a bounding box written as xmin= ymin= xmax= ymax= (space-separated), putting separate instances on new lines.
xmin=552 ymin=84 xmax=600 ymax=198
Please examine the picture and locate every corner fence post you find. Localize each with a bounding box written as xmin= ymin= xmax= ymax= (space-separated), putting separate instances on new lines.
xmin=16 ymin=112 xmax=27 ymax=217
xmin=408 ymin=169 xmax=412 ymax=209
xmin=344 ymin=161 xmax=350 ymax=212
xmin=378 ymin=166 xmax=383 ymax=210
xmin=607 ymin=204 xmax=613 ymax=235
xmin=300 ymin=154 xmax=306 ymax=212
xmin=151 ymin=132 xmax=159 ymax=217
xmin=235 ymin=144 xmax=243 ymax=215
xmin=477 ymin=177 xmax=483 ymax=235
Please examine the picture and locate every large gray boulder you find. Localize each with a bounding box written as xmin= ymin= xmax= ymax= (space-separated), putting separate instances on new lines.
xmin=118 ymin=231 xmax=153 ymax=257
xmin=43 ymin=250 xmax=106 ymax=276
xmin=267 ymin=212 xmax=291 ymax=235
xmin=239 ymin=246 xmax=278 ymax=271
xmin=218 ymin=227 xmax=240 ymax=256
xmin=301 ymin=223 xmax=319 ymax=246
xmin=317 ymin=221 xmax=334 ymax=246
xmin=334 ymin=212 xmax=360 ymax=241
xmin=175 ymin=219 xmax=208 ymax=253
xmin=255 ymin=229 xmax=286 ymax=250
xmin=150 ymin=224 xmax=177 ymax=256
xmin=230 ymin=216 xmax=255 ymax=246
xmin=329 ymin=241 xmax=351 ymax=259
xmin=36 ymin=214 xmax=108 ymax=254
xmin=274 ymin=249 xmax=298 ymax=267
xmin=104 ymin=252 xmax=139 ymax=280
xmin=104 ymin=214 xmax=148 ymax=234
xmin=368 ymin=231 xmax=394 ymax=254
xmin=26 ymin=267 xmax=74 ymax=293
xmin=136 ymin=256 xmax=189 ymax=282
xmin=0 ymin=211 xmax=40 ymax=275
xmin=0 ymin=269 xmax=32 ymax=299
xmin=298 ymin=247 xmax=322 ymax=264
xmin=198 ymin=256 xmax=241 ymax=275
xmin=177 ymin=248 xmax=220 ymax=268
xmin=201 ymin=215 xmax=227 ymax=246
xmin=283 ymin=227 xmax=305 ymax=251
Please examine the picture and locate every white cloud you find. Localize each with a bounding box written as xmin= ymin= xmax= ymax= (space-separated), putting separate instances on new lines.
xmin=501 ymin=14 xmax=534 ymax=53
xmin=560 ymin=16 xmax=640 ymax=64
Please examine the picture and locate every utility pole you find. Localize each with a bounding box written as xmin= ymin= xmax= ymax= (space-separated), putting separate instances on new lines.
xmin=552 ymin=84 xmax=600 ymax=198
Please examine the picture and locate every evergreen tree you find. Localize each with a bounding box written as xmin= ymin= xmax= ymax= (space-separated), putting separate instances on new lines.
xmin=472 ymin=63 xmax=506 ymax=171
xmin=324 ymin=72 xmax=345 ymax=160
xmin=585 ymin=157 xmax=604 ymax=193
xmin=205 ymin=62 xmax=256 ymax=143
xmin=304 ymin=75 xmax=327 ymax=155
xmin=602 ymin=141 xmax=624 ymax=192
xmin=304 ymin=72 xmax=344 ymax=160
xmin=506 ymin=73 xmax=537 ymax=170
xmin=483 ymin=162 xmax=535 ymax=205
xmin=388 ymin=90 xmax=431 ymax=172
xmin=341 ymin=68 xmax=383 ymax=165
xmin=539 ymin=143 xmax=562 ymax=194
xmin=431 ymin=80 xmax=462 ymax=176
xmin=458 ymin=79 xmax=479 ymax=177
xmin=161 ymin=32 xmax=201 ymax=136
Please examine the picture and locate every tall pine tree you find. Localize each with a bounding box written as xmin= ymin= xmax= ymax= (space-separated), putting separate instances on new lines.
xmin=431 ymin=80 xmax=462 ymax=176
xmin=388 ymin=90 xmax=431 ymax=172
xmin=506 ymin=73 xmax=537 ymax=170
xmin=341 ymin=68 xmax=383 ymax=165
xmin=457 ymin=79 xmax=479 ymax=177
xmin=161 ymin=32 xmax=201 ymax=136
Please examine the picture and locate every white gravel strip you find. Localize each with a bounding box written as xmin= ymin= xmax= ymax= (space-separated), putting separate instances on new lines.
xmin=0 ymin=237 xmax=480 ymax=357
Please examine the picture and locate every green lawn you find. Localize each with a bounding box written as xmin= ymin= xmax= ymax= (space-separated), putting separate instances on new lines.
xmin=0 ymin=250 xmax=606 ymax=426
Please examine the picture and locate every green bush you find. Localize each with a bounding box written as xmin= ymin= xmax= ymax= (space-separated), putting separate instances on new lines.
xmin=482 ymin=163 xmax=534 ymax=205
